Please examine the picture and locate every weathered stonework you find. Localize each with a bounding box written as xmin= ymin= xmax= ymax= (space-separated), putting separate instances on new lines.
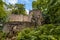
xmin=3 ymin=10 xmax=43 ymax=33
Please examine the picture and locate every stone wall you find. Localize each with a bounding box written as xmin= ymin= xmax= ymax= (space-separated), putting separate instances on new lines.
xmin=9 ymin=14 xmax=31 ymax=22
xmin=3 ymin=22 xmax=34 ymax=33
xmin=3 ymin=10 xmax=43 ymax=33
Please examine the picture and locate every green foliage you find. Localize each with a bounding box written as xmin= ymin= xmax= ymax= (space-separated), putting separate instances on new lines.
xmin=16 ymin=24 xmax=60 ymax=40
xmin=0 ymin=0 xmax=7 ymax=23
xmin=7 ymin=4 xmax=26 ymax=15
xmin=0 ymin=30 xmax=6 ymax=40
xmin=32 ymin=0 xmax=60 ymax=24
xmin=15 ymin=4 xmax=26 ymax=15
xmin=0 ymin=24 xmax=60 ymax=40
xmin=0 ymin=26 xmax=3 ymax=30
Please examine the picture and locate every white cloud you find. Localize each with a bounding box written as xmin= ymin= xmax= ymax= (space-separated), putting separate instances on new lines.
xmin=9 ymin=0 xmax=18 ymax=4
xmin=26 ymin=9 xmax=29 ymax=14
xmin=5 ymin=0 xmax=18 ymax=4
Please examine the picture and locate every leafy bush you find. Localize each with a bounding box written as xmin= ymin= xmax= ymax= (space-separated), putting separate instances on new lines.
xmin=16 ymin=24 xmax=60 ymax=40
xmin=0 ymin=30 xmax=6 ymax=40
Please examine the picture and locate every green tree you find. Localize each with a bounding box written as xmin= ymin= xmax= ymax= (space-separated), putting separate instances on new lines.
xmin=15 ymin=4 xmax=26 ymax=15
xmin=32 ymin=0 xmax=60 ymax=24
xmin=16 ymin=24 xmax=60 ymax=40
xmin=7 ymin=4 xmax=26 ymax=15
xmin=0 ymin=0 xmax=7 ymax=23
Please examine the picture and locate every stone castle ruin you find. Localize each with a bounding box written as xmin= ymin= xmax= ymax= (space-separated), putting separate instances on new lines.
xmin=3 ymin=10 xmax=43 ymax=33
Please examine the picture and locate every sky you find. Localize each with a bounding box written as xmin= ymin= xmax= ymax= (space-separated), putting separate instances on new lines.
xmin=4 ymin=0 xmax=33 ymax=14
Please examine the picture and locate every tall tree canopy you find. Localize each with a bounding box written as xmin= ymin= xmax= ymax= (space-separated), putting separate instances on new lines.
xmin=14 ymin=4 xmax=26 ymax=15
xmin=32 ymin=0 xmax=60 ymax=24
xmin=7 ymin=4 xmax=26 ymax=15
xmin=0 ymin=0 xmax=7 ymax=23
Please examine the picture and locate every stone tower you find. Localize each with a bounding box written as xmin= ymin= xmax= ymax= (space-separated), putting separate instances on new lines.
xmin=29 ymin=9 xmax=43 ymax=26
